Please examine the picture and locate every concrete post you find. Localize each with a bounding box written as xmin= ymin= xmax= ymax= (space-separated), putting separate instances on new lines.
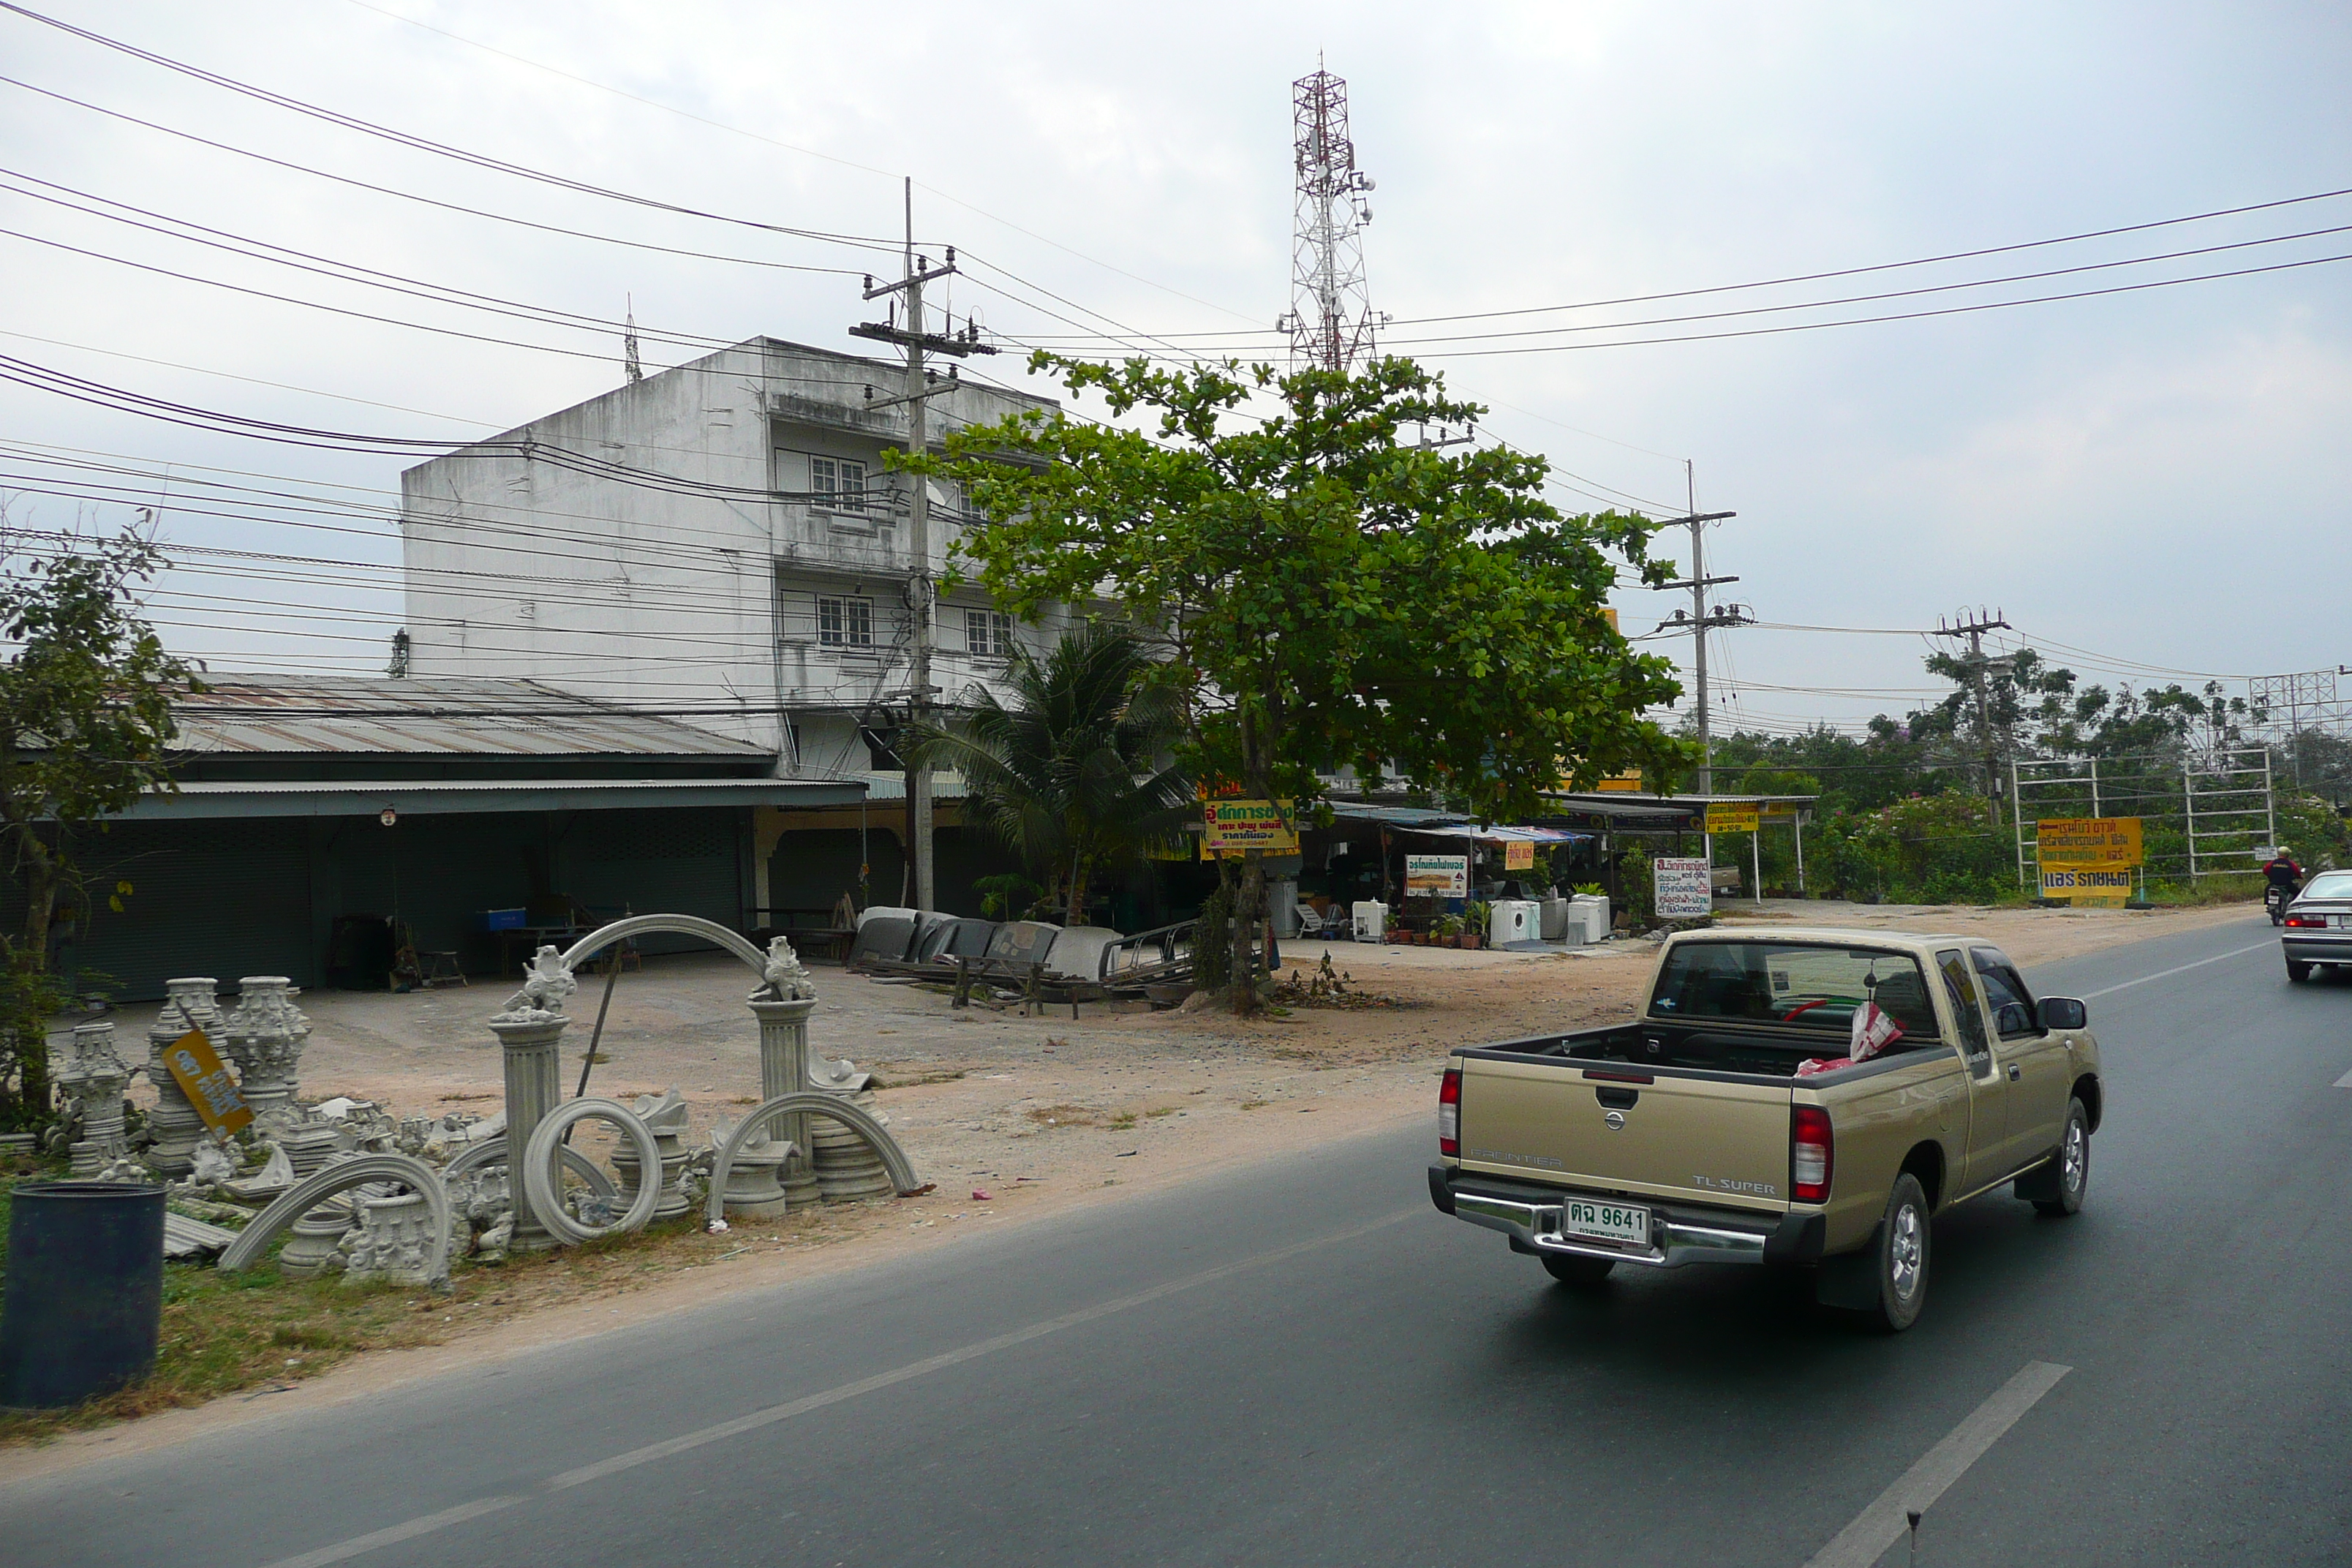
xmin=145 ymin=977 xmax=219 ymax=1175
xmin=489 ymin=1012 xmax=568 ymax=1251
xmin=223 ymin=976 xmax=311 ymax=1117
xmin=750 ymin=996 xmax=820 ymax=1208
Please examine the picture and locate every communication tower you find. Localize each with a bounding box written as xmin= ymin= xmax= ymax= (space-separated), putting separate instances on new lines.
xmin=1278 ymin=64 xmax=1384 ymax=372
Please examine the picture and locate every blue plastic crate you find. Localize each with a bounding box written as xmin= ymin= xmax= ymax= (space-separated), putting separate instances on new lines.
xmin=483 ymin=908 xmax=527 ymax=931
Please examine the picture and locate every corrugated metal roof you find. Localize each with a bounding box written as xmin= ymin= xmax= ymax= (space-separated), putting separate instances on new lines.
xmin=170 ymin=676 xmax=771 ymax=758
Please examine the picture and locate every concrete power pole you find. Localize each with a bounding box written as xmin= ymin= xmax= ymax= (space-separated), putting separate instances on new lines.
xmin=1931 ymin=609 xmax=2015 ymax=826
xmin=1656 ymin=469 xmax=1744 ymax=796
xmin=851 ymin=180 xmax=995 ymax=911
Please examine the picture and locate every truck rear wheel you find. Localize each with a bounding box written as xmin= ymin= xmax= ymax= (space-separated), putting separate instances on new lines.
xmin=1540 ymin=1252 xmax=1616 ymax=1288
xmin=2026 ymin=1099 xmax=2091 ymax=1217
xmin=1866 ymin=1174 xmax=1931 ymax=1333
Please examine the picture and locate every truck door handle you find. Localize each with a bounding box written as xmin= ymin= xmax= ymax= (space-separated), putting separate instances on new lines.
xmin=2005 ymin=1063 xmax=2021 ymax=1082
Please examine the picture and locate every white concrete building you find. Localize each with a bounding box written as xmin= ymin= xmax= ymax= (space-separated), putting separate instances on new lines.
xmin=397 ymin=336 xmax=1072 ymax=916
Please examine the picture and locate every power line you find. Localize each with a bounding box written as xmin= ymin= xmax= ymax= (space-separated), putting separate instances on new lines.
xmin=0 ymin=74 xmax=867 ymax=279
xmin=0 ymin=4 xmax=906 ymax=255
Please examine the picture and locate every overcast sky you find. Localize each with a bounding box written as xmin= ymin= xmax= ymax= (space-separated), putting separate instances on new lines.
xmin=2 ymin=1 xmax=2346 ymax=736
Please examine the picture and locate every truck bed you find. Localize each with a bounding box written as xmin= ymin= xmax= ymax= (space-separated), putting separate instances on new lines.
xmin=1466 ymin=1019 xmax=1901 ymax=1080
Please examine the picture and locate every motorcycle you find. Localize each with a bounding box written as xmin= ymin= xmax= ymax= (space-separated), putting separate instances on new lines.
xmin=2266 ymin=883 xmax=2298 ymax=925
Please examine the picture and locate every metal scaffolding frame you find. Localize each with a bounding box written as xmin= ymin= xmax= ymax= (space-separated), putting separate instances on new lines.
xmin=2184 ymin=747 xmax=2276 ymax=878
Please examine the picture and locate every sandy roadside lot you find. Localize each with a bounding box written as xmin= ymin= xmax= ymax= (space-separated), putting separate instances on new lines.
xmin=6 ymin=897 xmax=2253 ymax=1477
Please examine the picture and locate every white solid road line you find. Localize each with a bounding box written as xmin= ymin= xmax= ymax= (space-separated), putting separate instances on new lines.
xmin=257 ymin=1207 xmax=1416 ymax=1568
xmin=1801 ymin=1360 xmax=2072 ymax=1568
xmin=2080 ymin=940 xmax=2275 ymax=1000
xmin=2335 ymin=1068 xmax=2352 ymax=1089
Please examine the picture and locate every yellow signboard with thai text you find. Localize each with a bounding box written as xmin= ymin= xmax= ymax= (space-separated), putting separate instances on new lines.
xmin=162 ymin=1028 xmax=252 ymax=1139
xmin=2039 ymin=866 xmax=2134 ymax=908
xmin=1202 ymin=799 xmax=1299 ymax=853
xmin=2035 ymin=817 xmax=2143 ymax=868
xmin=1705 ymin=802 xmax=1761 ymax=834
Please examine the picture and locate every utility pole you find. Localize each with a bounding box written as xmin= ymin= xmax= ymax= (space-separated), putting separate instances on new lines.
xmin=849 ymin=179 xmax=995 ymax=912
xmin=1654 ymin=467 xmax=1746 ymax=878
xmin=1931 ymin=608 xmax=2015 ymax=825
xmin=1654 ymin=470 xmax=1744 ymax=796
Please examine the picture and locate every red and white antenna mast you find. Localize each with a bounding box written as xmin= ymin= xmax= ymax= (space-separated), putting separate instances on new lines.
xmin=1278 ymin=62 xmax=1384 ymax=374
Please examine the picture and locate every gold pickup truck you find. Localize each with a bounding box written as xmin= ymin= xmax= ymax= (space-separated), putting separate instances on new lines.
xmin=1428 ymin=928 xmax=2100 ymax=1330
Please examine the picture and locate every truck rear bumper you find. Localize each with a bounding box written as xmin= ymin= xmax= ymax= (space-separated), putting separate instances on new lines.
xmin=1429 ymin=1163 xmax=1825 ymax=1269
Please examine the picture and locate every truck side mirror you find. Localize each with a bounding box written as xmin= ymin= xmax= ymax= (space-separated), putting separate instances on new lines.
xmin=2038 ymin=996 xmax=2087 ymax=1031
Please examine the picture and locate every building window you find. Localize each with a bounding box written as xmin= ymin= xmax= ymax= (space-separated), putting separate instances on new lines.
xmin=965 ymin=609 xmax=1015 ymax=657
xmin=810 ymin=456 xmax=867 ymax=510
xmin=818 ymin=595 xmax=874 ymax=648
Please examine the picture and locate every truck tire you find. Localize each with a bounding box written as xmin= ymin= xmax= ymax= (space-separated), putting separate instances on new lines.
xmin=1866 ymin=1174 xmax=1931 ymax=1333
xmin=2286 ymin=959 xmax=2312 ymax=983
xmin=1540 ymin=1252 xmax=1616 ymax=1288
xmin=2028 ymin=1099 xmax=2091 ymax=1217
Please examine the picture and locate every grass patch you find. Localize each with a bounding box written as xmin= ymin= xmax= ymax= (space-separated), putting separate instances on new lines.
xmin=1107 ymin=1112 xmax=1139 ymax=1131
xmin=1024 ymin=1103 xmax=1104 ymax=1128
xmin=1239 ymin=1099 xmax=1272 ymax=1112
xmin=0 ymin=1191 xmax=837 ymax=1448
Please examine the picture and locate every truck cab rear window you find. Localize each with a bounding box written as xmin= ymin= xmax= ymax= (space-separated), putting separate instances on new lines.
xmin=1648 ymin=942 xmax=1937 ymax=1041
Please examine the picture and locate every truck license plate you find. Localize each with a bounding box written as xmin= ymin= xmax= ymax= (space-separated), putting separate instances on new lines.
xmin=1558 ymin=1198 xmax=1649 ymax=1247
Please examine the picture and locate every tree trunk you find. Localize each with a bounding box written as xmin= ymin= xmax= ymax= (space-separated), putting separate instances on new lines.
xmin=1230 ymin=703 xmax=1273 ymax=1017
xmin=8 ymin=837 xmax=59 ymax=1120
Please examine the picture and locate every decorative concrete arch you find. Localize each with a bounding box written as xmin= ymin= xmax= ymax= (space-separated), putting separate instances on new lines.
xmin=705 ymin=1093 xmax=921 ymax=1231
xmin=218 ymin=1153 xmax=453 ymax=1283
xmin=442 ymin=1136 xmax=616 ymax=1199
xmin=521 ymin=1098 xmax=663 ymax=1245
xmin=559 ymin=914 xmax=766 ymax=977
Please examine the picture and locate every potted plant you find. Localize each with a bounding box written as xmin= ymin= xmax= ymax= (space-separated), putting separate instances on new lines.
xmin=1433 ymin=913 xmax=1464 ymax=947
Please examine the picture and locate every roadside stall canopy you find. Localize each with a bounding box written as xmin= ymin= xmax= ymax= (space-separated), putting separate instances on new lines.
xmin=1398 ymin=823 xmax=1591 ymax=848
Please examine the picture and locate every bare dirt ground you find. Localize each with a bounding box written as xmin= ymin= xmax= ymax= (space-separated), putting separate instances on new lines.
xmin=13 ymin=897 xmax=2247 ymax=1476
xmin=120 ymin=897 xmax=2255 ymax=1240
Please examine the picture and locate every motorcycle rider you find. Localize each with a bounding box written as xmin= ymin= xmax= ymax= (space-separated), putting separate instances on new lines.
xmin=2265 ymin=848 xmax=2304 ymax=891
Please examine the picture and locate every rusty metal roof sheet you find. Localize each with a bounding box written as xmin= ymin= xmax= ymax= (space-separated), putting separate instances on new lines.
xmin=170 ymin=677 xmax=771 ymax=758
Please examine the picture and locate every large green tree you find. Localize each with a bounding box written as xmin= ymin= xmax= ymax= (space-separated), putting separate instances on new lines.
xmin=917 ymin=353 xmax=1692 ymax=1006
xmin=0 ymin=531 xmax=196 ymax=1128
xmin=909 ymin=621 xmax=1193 ymax=922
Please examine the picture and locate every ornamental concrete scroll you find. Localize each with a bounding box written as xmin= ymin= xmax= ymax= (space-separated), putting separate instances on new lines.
xmin=558 ymin=914 xmax=767 ymax=978
xmin=441 ymin=1134 xmax=618 ymax=1199
xmin=217 ymin=1153 xmax=454 ymax=1284
xmin=704 ymin=1093 xmax=921 ymax=1233
xmin=758 ymin=935 xmax=818 ymax=1001
xmin=519 ymin=1097 xmax=664 ymax=1246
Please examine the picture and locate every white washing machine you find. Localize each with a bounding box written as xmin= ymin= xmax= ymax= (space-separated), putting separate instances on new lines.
xmin=1351 ymin=901 xmax=1388 ymax=943
xmin=1490 ymin=899 xmax=1541 ymax=946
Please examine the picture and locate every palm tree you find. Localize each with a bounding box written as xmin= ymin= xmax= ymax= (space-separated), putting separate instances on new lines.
xmin=911 ymin=622 xmax=1192 ymax=924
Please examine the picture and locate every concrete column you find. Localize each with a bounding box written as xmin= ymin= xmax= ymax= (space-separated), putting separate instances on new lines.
xmin=750 ymin=996 xmax=819 ymax=1208
xmin=489 ymin=1013 xmax=568 ymax=1251
xmin=145 ymin=978 xmax=220 ymax=1175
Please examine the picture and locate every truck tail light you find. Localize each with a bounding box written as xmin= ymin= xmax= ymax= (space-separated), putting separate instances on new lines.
xmin=1438 ymin=1066 xmax=1461 ymax=1157
xmin=1791 ymin=1105 xmax=1833 ymax=1204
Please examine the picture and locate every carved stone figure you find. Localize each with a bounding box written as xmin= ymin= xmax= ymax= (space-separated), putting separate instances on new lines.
xmin=494 ymin=946 xmax=577 ymax=1022
xmin=756 ymin=935 xmax=818 ymax=1002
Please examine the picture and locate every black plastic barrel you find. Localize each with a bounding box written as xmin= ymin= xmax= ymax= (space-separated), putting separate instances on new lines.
xmin=0 ymin=1180 xmax=165 ymax=1409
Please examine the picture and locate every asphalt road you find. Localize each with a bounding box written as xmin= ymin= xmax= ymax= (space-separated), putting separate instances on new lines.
xmin=7 ymin=915 xmax=2348 ymax=1567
